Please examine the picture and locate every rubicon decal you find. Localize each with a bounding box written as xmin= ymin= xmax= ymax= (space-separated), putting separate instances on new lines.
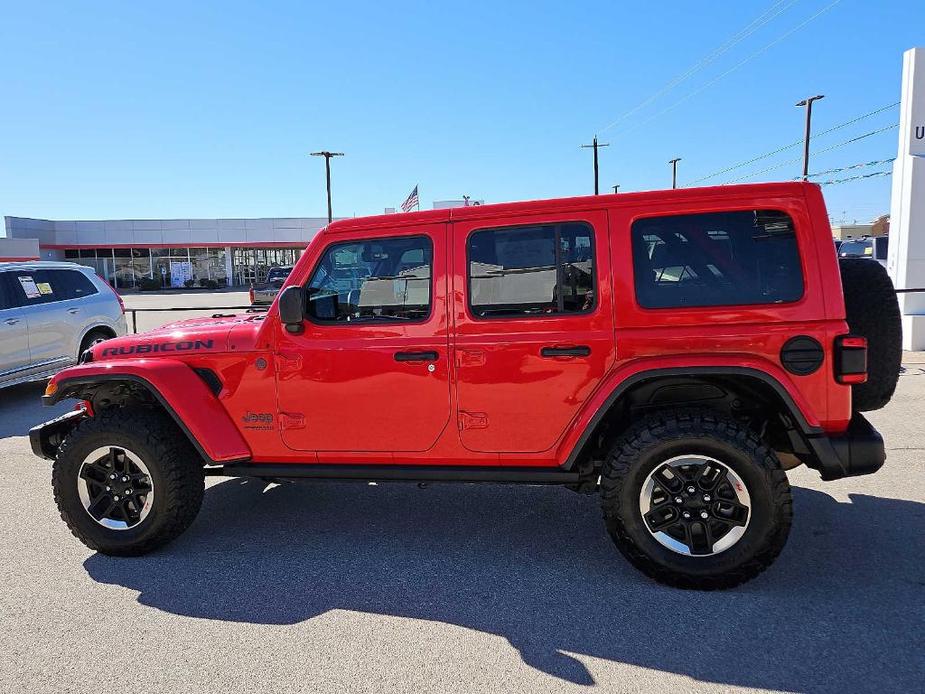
xmin=101 ymin=339 xmax=214 ymax=356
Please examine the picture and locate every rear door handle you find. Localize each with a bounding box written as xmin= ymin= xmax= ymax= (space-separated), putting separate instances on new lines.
xmin=4 ymin=318 xmax=20 ymax=325
xmin=394 ymin=351 xmax=439 ymax=362
xmin=540 ymin=345 xmax=591 ymax=358
xmin=67 ymin=308 xmax=80 ymax=314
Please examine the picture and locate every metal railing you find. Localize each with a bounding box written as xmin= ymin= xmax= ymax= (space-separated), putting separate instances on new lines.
xmin=127 ymin=306 xmax=268 ymax=333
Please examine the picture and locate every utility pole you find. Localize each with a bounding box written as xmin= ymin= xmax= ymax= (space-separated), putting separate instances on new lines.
xmin=795 ymin=95 xmax=824 ymax=181
xmin=611 ymin=184 xmax=620 ymax=193
xmin=669 ymin=158 xmax=682 ymax=189
xmin=581 ymin=135 xmax=609 ymax=195
xmin=310 ymin=150 xmax=344 ymax=223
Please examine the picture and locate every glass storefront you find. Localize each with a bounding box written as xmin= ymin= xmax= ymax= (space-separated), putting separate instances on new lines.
xmin=231 ymin=247 xmax=300 ymax=286
xmin=63 ymin=246 xmax=298 ymax=288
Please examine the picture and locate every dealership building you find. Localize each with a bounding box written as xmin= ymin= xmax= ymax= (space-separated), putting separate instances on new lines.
xmin=1 ymin=215 xmax=329 ymax=288
xmin=1 ymin=201 xmax=481 ymax=289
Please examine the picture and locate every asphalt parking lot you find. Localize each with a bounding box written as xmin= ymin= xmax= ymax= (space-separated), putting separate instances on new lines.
xmin=1 ymin=364 xmax=922 ymax=693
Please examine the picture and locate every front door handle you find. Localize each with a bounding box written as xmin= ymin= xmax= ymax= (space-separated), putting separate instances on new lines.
xmin=67 ymin=308 xmax=80 ymax=314
xmin=4 ymin=318 xmax=20 ymax=325
xmin=540 ymin=345 xmax=591 ymax=358
xmin=394 ymin=351 xmax=439 ymax=362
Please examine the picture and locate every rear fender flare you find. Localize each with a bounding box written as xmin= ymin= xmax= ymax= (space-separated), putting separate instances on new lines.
xmin=45 ymin=359 xmax=251 ymax=464
xmin=558 ymin=359 xmax=822 ymax=470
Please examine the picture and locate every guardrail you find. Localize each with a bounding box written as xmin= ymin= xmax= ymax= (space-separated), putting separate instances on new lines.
xmin=127 ymin=306 xmax=268 ymax=333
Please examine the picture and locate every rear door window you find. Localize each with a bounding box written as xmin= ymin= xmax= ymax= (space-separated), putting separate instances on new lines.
xmin=3 ymin=268 xmax=99 ymax=306
xmin=467 ymin=222 xmax=595 ymax=318
xmin=0 ymin=273 xmax=13 ymax=310
xmin=7 ymin=271 xmax=50 ymax=306
xmin=631 ymin=210 xmax=803 ymax=309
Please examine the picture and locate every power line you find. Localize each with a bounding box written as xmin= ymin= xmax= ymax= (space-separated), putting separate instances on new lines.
xmin=615 ymin=0 xmax=845 ymax=140
xmin=598 ymin=0 xmax=801 ymax=134
xmin=724 ymin=123 xmax=898 ymax=183
xmin=813 ymin=101 xmax=900 ymax=139
xmin=687 ymin=101 xmax=900 ymax=185
xmin=801 ymin=158 xmax=896 ymax=178
xmin=818 ymin=170 xmax=892 ymax=186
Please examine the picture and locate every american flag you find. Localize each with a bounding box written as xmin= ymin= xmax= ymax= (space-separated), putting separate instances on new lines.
xmin=400 ymin=185 xmax=419 ymax=212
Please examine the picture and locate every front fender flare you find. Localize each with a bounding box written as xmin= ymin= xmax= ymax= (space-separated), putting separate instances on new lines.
xmin=45 ymin=359 xmax=251 ymax=464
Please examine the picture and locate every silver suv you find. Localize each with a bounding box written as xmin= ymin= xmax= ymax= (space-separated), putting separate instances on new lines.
xmin=0 ymin=262 xmax=126 ymax=389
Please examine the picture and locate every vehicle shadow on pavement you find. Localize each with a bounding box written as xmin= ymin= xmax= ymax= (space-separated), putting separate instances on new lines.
xmin=0 ymin=381 xmax=70 ymax=439
xmin=83 ymin=479 xmax=924 ymax=690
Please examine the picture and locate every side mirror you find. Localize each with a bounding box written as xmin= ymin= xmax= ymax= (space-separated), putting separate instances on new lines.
xmin=278 ymin=286 xmax=305 ymax=332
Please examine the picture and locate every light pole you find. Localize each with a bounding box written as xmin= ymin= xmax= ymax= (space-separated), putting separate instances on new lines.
xmin=310 ymin=150 xmax=344 ymax=223
xmin=612 ymin=184 xmax=620 ymax=193
xmin=669 ymin=158 xmax=682 ymax=189
xmin=581 ymin=136 xmax=610 ymax=195
xmin=795 ymin=95 xmax=824 ymax=181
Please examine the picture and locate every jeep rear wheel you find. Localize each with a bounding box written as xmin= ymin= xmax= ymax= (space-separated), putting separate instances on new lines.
xmin=600 ymin=411 xmax=792 ymax=589
xmin=52 ymin=407 xmax=204 ymax=555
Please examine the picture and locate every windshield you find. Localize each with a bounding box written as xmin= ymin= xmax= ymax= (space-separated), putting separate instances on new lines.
xmin=838 ymin=240 xmax=872 ymax=258
xmin=266 ymin=266 xmax=292 ymax=283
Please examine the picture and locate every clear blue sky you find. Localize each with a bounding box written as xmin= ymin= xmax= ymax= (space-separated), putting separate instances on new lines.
xmin=1 ymin=0 xmax=922 ymax=223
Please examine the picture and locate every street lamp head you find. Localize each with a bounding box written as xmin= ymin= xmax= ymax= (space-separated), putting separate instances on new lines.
xmin=795 ymin=95 xmax=825 ymax=107
xmin=310 ymin=151 xmax=344 ymax=157
xmin=669 ymin=157 xmax=682 ymax=164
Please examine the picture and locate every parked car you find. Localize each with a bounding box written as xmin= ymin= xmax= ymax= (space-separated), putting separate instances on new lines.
xmin=1 ymin=262 xmax=126 ymax=389
xmin=34 ymin=182 xmax=901 ymax=589
xmin=838 ymin=235 xmax=888 ymax=268
xmin=249 ymin=266 xmax=293 ymax=305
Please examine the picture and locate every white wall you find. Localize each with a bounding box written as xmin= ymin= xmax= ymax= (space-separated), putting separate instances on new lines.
xmin=0 ymin=237 xmax=40 ymax=260
xmin=887 ymin=47 xmax=925 ymax=349
xmin=4 ymin=216 xmax=328 ymax=247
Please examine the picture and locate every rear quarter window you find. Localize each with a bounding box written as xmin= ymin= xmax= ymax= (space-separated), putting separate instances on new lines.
xmin=631 ymin=209 xmax=803 ymax=309
xmin=46 ymin=269 xmax=100 ymax=300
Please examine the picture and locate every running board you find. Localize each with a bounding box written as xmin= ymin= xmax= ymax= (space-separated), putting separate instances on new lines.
xmin=205 ymin=463 xmax=581 ymax=485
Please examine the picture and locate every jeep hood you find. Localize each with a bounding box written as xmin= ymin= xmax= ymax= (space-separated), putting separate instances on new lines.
xmin=90 ymin=313 xmax=265 ymax=361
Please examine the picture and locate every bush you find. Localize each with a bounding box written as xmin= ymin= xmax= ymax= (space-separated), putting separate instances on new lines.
xmin=184 ymin=279 xmax=196 ymax=288
xmin=137 ymin=277 xmax=162 ymax=291
xmin=199 ymin=278 xmax=220 ymax=290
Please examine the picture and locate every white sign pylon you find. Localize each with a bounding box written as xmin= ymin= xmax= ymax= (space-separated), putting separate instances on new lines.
xmin=887 ymin=47 xmax=925 ymax=349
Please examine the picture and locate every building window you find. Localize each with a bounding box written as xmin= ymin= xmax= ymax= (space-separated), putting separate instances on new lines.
xmin=209 ymin=248 xmax=228 ymax=285
xmin=132 ymin=248 xmax=153 ymax=283
xmin=113 ymin=249 xmax=136 ymax=288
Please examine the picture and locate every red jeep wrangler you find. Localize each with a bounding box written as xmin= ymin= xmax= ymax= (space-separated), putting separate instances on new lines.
xmin=33 ymin=182 xmax=901 ymax=589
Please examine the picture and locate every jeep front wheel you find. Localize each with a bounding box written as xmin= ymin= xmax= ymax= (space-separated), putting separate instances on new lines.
xmin=52 ymin=407 xmax=205 ymax=555
xmin=600 ymin=411 xmax=792 ymax=589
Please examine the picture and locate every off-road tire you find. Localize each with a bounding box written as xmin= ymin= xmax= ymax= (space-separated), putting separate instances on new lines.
xmin=839 ymin=258 xmax=902 ymax=411
xmin=600 ymin=410 xmax=792 ymax=590
xmin=52 ymin=407 xmax=204 ymax=556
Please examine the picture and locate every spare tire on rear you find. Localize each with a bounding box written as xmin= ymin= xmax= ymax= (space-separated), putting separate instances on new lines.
xmin=839 ymin=258 xmax=902 ymax=411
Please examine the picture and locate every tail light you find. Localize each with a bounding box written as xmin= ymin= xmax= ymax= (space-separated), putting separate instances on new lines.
xmin=104 ymin=282 xmax=125 ymax=314
xmin=835 ymin=335 xmax=867 ymax=384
